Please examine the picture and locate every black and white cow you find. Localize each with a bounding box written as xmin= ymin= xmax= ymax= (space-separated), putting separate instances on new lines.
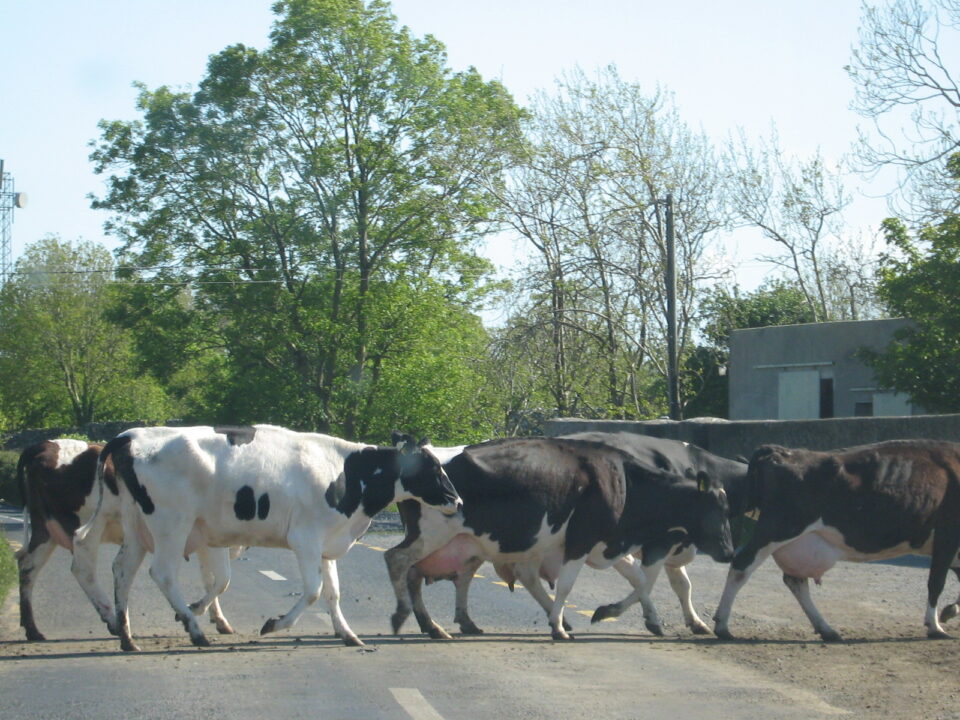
xmin=396 ymin=431 xmax=748 ymax=637
xmin=712 ymin=440 xmax=960 ymax=641
xmin=74 ymin=425 xmax=461 ymax=651
xmin=359 ymin=436 xmax=734 ymax=640
xmin=15 ymin=438 xmax=233 ymax=641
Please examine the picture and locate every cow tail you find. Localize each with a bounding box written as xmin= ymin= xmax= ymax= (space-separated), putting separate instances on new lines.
xmin=74 ymin=438 xmax=119 ymax=544
xmin=16 ymin=451 xmax=31 ymax=553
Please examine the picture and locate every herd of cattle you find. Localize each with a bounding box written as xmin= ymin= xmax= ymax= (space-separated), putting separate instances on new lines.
xmin=10 ymin=424 xmax=960 ymax=652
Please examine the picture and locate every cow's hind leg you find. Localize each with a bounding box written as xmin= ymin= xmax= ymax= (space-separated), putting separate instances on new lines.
xmin=925 ymin=529 xmax=960 ymax=639
xmin=713 ymin=540 xmax=779 ymax=640
xmin=782 ymin=574 xmax=842 ymax=642
xmin=70 ymin=515 xmax=117 ymax=635
xmin=666 ymin=564 xmax=711 ymax=635
xmin=112 ymin=538 xmax=147 ymax=652
xmin=405 ymin=567 xmax=452 ymax=640
xmin=453 ymin=557 xmax=485 ymax=635
xmin=17 ymin=535 xmax=56 ymax=641
xmin=321 ymin=559 xmax=363 ymax=647
xmin=938 ymin=568 xmax=960 ymax=624
xmin=592 ymin=556 xmax=665 ymax=636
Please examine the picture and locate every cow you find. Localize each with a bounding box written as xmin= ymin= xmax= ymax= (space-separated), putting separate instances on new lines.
xmin=712 ymin=440 xmax=960 ymax=641
xmin=15 ymin=438 xmax=234 ymax=642
xmin=356 ymin=436 xmax=734 ymax=641
xmin=396 ymin=431 xmax=749 ymax=637
xmin=73 ymin=425 xmax=461 ymax=651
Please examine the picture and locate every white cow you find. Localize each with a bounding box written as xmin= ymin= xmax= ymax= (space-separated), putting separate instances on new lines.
xmin=74 ymin=424 xmax=461 ymax=651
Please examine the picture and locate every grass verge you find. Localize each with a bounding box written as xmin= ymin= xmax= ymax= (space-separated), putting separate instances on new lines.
xmin=0 ymin=532 xmax=16 ymax=607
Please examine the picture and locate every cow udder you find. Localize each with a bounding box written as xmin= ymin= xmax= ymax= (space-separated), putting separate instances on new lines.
xmin=415 ymin=534 xmax=483 ymax=579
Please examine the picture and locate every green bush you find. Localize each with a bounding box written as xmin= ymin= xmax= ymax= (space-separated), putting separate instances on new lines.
xmin=0 ymin=450 xmax=20 ymax=506
xmin=0 ymin=532 xmax=15 ymax=607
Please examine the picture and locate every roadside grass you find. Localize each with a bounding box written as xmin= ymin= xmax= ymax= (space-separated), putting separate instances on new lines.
xmin=0 ymin=531 xmax=15 ymax=607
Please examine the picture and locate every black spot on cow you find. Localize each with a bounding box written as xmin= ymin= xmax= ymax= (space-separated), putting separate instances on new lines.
xmin=257 ymin=493 xmax=270 ymax=520
xmin=107 ymin=436 xmax=154 ymax=515
xmin=234 ymin=486 xmax=257 ymax=521
xmin=215 ymin=426 xmax=257 ymax=446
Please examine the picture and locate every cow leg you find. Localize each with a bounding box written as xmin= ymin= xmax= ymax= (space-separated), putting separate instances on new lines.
xmin=385 ymin=535 xmax=454 ymax=637
xmin=453 ymin=557 xmax=485 ymax=635
xmin=69 ymin=515 xmax=117 ymax=635
xmin=148 ymin=531 xmax=211 ymax=648
xmin=514 ymin=561 xmax=572 ymax=632
xmin=112 ymin=538 xmax=147 ymax=652
xmin=592 ymin=556 xmax=665 ymax=636
xmin=548 ymin=557 xmax=587 ymax=641
xmin=713 ymin=542 xmax=779 ymax=640
xmin=782 ymin=574 xmax=842 ymax=642
xmin=938 ymin=568 xmax=960 ymax=624
xmin=17 ymin=535 xmax=56 ymax=641
xmin=404 ymin=566 xmax=453 ymax=639
xmin=321 ymin=559 xmax=363 ymax=647
xmin=666 ymin=564 xmax=711 ymax=635
xmin=260 ymin=539 xmax=323 ymax=637
xmin=925 ymin=530 xmax=960 ymax=639
xmin=189 ymin=546 xmax=235 ymax=635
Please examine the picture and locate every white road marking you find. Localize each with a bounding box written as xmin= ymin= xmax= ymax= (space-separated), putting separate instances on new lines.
xmin=0 ymin=513 xmax=23 ymax=524
xmin=259 ymin=570 xmax=287 ymax=581
xmin=390 ymin=688 xmax=445 ymax=720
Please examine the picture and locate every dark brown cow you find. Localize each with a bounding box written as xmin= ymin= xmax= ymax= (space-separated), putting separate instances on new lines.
xmin=713 ymin=439 xmax=960 ymax=641
xmin=15 ymin=438 xmax=234 ymax=641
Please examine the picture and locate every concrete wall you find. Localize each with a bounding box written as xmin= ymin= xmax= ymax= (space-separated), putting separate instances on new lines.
xmin=728 ymin=318 xmax=918 ymax=420
xmin=545 ymin=414 xmax=960 ymax=461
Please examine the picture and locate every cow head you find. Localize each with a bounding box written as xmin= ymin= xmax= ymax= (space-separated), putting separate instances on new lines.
xmin=341 ymin=438 xmax=462 ymax=518
xmin=690 ymin=471 xmax=735 ymax=564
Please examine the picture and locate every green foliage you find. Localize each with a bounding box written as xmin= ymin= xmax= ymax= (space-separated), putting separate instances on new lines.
xmin=863 ymin=161 xmax=960 ymax=411
xmin=0 ymin=450 xmax=20 ymax=506
xmin=0 ymin=532 xmax=15 ymax=609
xmin=92 ymin=0 xmax=522 ymax=437
xmin=0 ymin=236 xmax=178 ymax=430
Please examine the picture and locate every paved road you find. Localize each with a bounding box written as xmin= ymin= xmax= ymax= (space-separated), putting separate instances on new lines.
xmin=0 ymin=512 xmax=855 ymax=719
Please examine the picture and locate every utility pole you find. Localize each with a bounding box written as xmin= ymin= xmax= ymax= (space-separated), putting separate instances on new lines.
xmin=663 ymin=194 xmax=680 ymax=420
xmin=0 ymin=159 xmax=28 ymax=286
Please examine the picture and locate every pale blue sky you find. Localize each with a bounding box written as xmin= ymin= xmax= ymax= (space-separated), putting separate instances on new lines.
xmin=1 ymin=1 xmax=887 ymax=287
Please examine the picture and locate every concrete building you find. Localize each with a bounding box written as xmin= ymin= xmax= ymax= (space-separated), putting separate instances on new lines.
xmin=728 ymin=318 xmax=923 ymax=421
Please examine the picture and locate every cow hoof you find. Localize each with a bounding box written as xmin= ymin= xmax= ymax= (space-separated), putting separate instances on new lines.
xmin=215 ymin=621 xmax=236 ymax=635
xmin=191 ymin=635 xmax=211 ymax=648
xmin=551 ymin=627 xmax=574 ymax=641
xmin=927 ymin=628 xmax=951 ymax=640
xmin=458 ymin=623 xmax=484 ymax=635
xmin=689 ymin=622 xmax=712 ymax=636
xmin=563 ymin=619 xmax=573 ymax=632
xmin=24 ymin=628 xmax=46 ymax=642
xmin=591 ymin=604 xmax=619 ymax=624
xmin=714 ymin=627 xmax=735 ymax=641
xmin=819 ymin=629 xmax=843 ymax=643
xmin=940 ymin=604 xmax=960 ymax=624
xmin=390 ymin=611 xmax=409 ymax=635
xmin=120 ymin=639 xmax=141 ymax=652
xmin=260 ymin=617 xmax=278 ymax=635
xmin=645 ymin=621 xmax=665 ymax=637
xmin=341 ymin=634 xmax=365 ymax=647
xmin=427 ymin=626 xmax=453 ymax=640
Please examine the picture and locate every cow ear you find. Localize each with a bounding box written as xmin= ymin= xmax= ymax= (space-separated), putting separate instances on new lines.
xmin=696 ymin=471 xmax=710 ymax=493
xmin=391 ymin=430 xmax=405 ymax=447
xmin=418 ymin=436 xmax=431 ymax=448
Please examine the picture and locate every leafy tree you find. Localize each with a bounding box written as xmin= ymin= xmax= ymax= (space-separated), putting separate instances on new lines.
xmin=847 ymin=0 xmax=960 ymax=221
xmin=0 ymin=236 xmax=174 ymax=429
xmin=91 ymin=0 xmax=522 ymax=438
xmin=862 ymin=154 xmax=960 ymax=411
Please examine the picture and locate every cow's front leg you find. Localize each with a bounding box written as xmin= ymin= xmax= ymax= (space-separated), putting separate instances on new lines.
xmin=385 ymin=541 xmax=422 ymax=634
xmin=925 ymin=531 xmax=960 ymax=639
xmin=782 ymin=574 xmax=842 ymax=642
xmin=713 ymin=541 xmax=778 ymax=640
xmin=593 ymin=556 xmax=664 ymax=636
xmin=452 ymin=557 xmax=485 ymax=635
xmin=666 ymin=563 xmax=711 ymax=635
xmin=321 ymin=559 xmax=363 ymax=647
xmin=515 ymin=561 xmax=571 ymax=632
xmin=548 ymin=557 xmax=586 ymax=641
xmin=406 ymin=567 xmax=452 ymax=639
xmin=260 ymin=542 xmax=323 ymax=638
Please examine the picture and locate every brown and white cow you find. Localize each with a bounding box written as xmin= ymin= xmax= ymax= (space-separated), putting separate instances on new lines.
xmin=15 ymin=438 xmax=234 ymax=641
xmin=713 ymin=440 xmax=960 ymax=641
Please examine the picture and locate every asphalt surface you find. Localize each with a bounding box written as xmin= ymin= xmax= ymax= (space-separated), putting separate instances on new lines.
xmin=0 ymin=508 xmax=871 ymax=719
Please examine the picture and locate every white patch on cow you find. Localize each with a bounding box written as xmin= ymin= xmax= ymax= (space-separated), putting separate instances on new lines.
xmin=52 ymin=438 xmax=89 ymax=467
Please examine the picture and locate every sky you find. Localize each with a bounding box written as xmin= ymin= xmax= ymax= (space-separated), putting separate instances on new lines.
xmin=1 ymin=0 xmax=892 ymax=291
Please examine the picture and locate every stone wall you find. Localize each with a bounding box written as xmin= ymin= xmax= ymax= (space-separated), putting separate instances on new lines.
xmin=545 ymin=414 xmax=960 ymax=461
xmin=1 ymin=421 xmax=160 ymax=450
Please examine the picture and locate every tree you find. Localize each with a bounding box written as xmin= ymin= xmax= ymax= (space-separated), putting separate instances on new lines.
xmin=91 ymin=0 xmax=522 ymax=438
xmin=861 ymin=154 xmax=960 ymax=411
xmin=0 ymin=236 xmax=173 ymax=429
xmin=847 ymin=0 xmax=960 ymax=221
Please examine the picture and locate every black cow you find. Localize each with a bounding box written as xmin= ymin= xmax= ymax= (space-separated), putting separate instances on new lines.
xmin=354 ymin=437 xmax=734 ymax=641
xmin=713 ymin=440 xmax=960 ymax=641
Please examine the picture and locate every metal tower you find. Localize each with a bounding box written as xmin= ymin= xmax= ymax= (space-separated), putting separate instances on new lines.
xmin=0 ymin=160 xmax=27 ymax=285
